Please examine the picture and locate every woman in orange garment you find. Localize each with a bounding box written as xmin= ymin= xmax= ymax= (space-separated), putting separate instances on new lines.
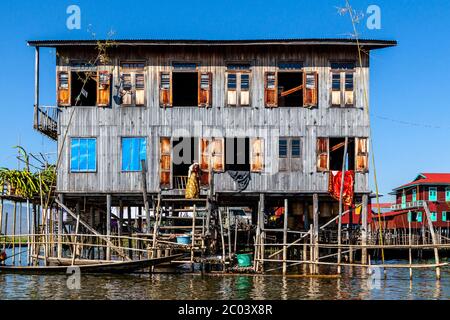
xmin=185 ymin=163 xmax=200 ymax=199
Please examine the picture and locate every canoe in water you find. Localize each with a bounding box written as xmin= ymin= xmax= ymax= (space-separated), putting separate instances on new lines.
xmin=0 ymin=254 xmax=183 ymax=274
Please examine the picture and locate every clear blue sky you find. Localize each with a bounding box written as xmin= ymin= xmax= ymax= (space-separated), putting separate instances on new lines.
xmin=0 ymin=0 xmax=449 ymax=201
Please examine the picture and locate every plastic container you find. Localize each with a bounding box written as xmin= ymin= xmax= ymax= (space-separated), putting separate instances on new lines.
xmin=176 ymin=235 xmax=192 ymax=245
xmin=236 ymin=252 xmax=253 ymax=267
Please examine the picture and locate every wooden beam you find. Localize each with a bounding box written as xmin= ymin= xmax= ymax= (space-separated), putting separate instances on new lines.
xmin=423 ymin=201 xmax=441 ymax=279
xmin=337 ymin=137 xmax=348 ymax=274
xmin=280 ymin=84 xmax=303 ymax=97
xmin=313 ymin=193 xmax=319 ymax=274
xmin=282 ymin=199 xmax=289 ymax=275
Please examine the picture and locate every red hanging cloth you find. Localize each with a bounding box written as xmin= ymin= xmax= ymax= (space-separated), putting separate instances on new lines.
xmin=328 ymin=170 xmax=355 ymax=206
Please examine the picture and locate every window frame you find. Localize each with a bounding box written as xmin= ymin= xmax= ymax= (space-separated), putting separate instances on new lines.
xmin=428 ymin=187 xmax=438 ymax=201
xmin=278 ymin=137 xmax=302 ymax=172
xmin=445 ymin=187 xmax=450 ymax=201
xmin=121 ymin=136 xmax=147 ymax=172
xmin=70 ymin=137 xmax=97 ymax=173
xmin=119 ymin=60 xmax=147 ymax=107
xmin=330 ymin=61 xmax=356 ymax=108
xmin=276 ymin=61 xmax=304 ymax=108
xmin=225 ymin=63 xmax=252 ymax=107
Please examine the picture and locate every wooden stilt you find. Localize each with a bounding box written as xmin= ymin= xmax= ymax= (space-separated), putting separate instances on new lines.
xmin=106 ymin=194 xmax=112 ymax=261
xmin=26 ymin=199 xmax=31 ymax=265
xmin=282 ymin=198 xmax=289 ymax=275
xmin=127 ymin=206 xmax=133 ymax=259
xmin=337 ymin=137 xmax=348 ymax=274
xmin=408 ymin=212 xmax=413 ymax=280
xmin=313 ymin=193 xmax=319 ymax=274
xmin=12 ymin=201 xmax=16 ymax=265
xmin=218 ymin=208 xmax=226 ymax=272
xmin=190 ymin=204 xmax=196 ymax=270
xmin=57 ymin=194 xmax=64 ymax=259
xmin=118 ymin=199 xmax=123 ymax=239
xmin=19 ymin=202 xmax=22 ymax=265
xmin=361 ymin=194 xmax=368 ymax=265
xmin=227 ymin=207 xmax=232 ymax=262
xmin=259 ymin=193 xmax=265 ymax=272
xmin=71 ymin=203 xmax=81 ymax=266
xmin=140 ymin=160 xmax=150 ymax=234
xmin=423 ymin=201 xmax=441 ymax=280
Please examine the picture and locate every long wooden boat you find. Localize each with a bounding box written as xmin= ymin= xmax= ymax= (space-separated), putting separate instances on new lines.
xmin=0 ymin=254 xmax=184 ymax=274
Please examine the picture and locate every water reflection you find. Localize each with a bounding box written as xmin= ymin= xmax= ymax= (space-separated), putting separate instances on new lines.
xmin=0 ymin=262 xmax=449 ymax=300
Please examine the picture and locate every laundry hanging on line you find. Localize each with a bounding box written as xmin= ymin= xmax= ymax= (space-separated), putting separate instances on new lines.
xmin=328 ymin=170 xmax=355 ymax=206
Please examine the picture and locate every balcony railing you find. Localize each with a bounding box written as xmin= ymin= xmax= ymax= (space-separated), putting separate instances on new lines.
xmin=34 ymin=105 xmax=59 ymax=140
xmin=390 ymin=200 xmax=424 ymax=211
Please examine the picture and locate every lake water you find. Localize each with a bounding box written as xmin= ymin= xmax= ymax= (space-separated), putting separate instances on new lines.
xmin=1 ymin=259 xmax=449 ymax=300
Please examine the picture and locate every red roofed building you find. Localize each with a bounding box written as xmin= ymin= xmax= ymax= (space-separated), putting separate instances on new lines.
xmin=372 ymin=173 xmax=450 ymax=230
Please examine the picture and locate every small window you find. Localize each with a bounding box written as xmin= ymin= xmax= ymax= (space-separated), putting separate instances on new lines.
xmin=122 ymin=137 xmax=147 ymax=171
xmin=428 ymin=187 xmax=437 ymax=201
xmin=417 ymin=212 xmax=423 ymax=222
xmin=70 ymin=138 xmax=96 ymax=172
xmin=120 ymin=62 xmax=146 ymax=106
xmin=331 ymin=62 xmax=355 ymax=107
xmin=227 ymin=74 xmax=237 ymax=90
xmin=226 ymin=63 xmax=251 ymax=107
xmin=430 ymin=212 xmax=437 ymax=222
xmin=446 ymin=187 xmax=450 ymax=201
xmin=279 ymin=139 xmax=288 ymax=158
xmin=412 ymin=189 xmax=417 ymax=202
xmin=443 ymin=211 xmax=447 ymax=222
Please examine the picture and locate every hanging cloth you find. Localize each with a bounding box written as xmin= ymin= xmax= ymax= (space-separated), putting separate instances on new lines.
xmin=228 ymin=171 xmax=251 ymax=192
xmin=328 ymin=170 xmax=355 ymax=206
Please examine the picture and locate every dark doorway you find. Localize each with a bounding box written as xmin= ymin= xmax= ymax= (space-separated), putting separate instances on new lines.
xmin=71 ymin=71 xmax=97 ymax=106
xmin=278 ymin=72 xmax=303 ymax=107
xmin=225 ymin=137 xmax=250 ymax=171
xmin=172 ymin=72 xmax=198 ymax=106
xmin=329 ymin=138 xmax=355 ymax=171
xmin=172 ymin=137 xmax=198 ymax=189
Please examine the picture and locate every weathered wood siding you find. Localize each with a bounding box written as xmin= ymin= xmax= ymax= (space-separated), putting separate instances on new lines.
xmin=56 ymin=45 xmax=370 ymax=194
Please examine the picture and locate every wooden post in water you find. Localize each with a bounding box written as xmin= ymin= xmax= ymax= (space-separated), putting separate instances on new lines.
xmin=313 ymin=193 xmax=319 ymax=274
xmin=106 ymin=194 xmax=112 ymax=261
xmin=71 ymin=203 xmax=81 ymax=266
xmin=127 ymin=206 xmax=132 ymax=259
xmin=26 ymin=199 xmax=31 ymax=265
xmin=282 ymin=198 xmax=289 ymax=275
xmin=259 ymin=193 xmax=265 ymax=272
xmin=191 ymin=204 xmax=197 ymax=270
xmin=218 ymin=208 xmax=226 ymax=272
xmin=227 ymin=207 xmax=232 ymax=261
xmin=140 ymin=159 xmax=150 ymax=234
xmin=118 ymin=199 xmax=123 ymax=239
xmin=408 ymin=211 xmax=413 ymax=280
xmin=361 ymin=194 xmax=368 ymax=265
xmin=0 ymin=199 xmax=3 ymax=241
xmin=12 ymin=201 xmax=16 ymax=265
xmin=57 ymin=194 xmax=64 ymax=259
xmin=19 ymin=202 xmax=22 ymax=265
xmin=337 ymin=137 xmax=348 ymax=274
xmin=423 ymin=201 xmax=441 ymax=280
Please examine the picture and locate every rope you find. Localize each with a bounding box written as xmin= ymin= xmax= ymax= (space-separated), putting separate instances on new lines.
xmin=344 ymin=0 xmax=385 ymax=264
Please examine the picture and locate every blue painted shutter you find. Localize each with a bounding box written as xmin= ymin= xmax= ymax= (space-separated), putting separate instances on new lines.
xmin=431 ymin=212 xmax=437 ymax=222
xmin=446 ymin=188 xmax=450 ymax=201
xmin=87 ymin=139 xmax=96 ymax=171
xmin=122 ymin=138 xmax=146 ymax=171
xmin=443 ymin=211 xmax=447 ymax=222
xmin=429 ymin=187 xmax=437 ymax=201
xmin=412 ymin=189 xmax=417 ymax=202
xmin=417 ymin=212 xmax=423 ymax=222
xmin=407 ymin=211 xmax=412 ymax=223
xmin=122 ymin=138 xmax=131 ymax=171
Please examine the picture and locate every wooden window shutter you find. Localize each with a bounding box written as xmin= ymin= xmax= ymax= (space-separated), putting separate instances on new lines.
xmin=264 ymin=72 xmax=277 ymax=107
xmin=96 ymin=71 xmax=111 ymax=107
xmin=160 ymin=137 xmax=171 ymax=188
xmin=135 ymin=73 xmax=145 ymax=106
xmin=199 ymin=138 xmax=211 ymax=186
xmin=316 ymin=137 xmax=329 ymax=172
xmin=57 ymin=71 xmax=71 ymax=106
xmin=355 ymin=137 xmax=369 ymax=172
xmin=344 ymin=73 xmax=354 ymax=106
xmin=331 ymin=72 xmax=341 ymax=106
xmin=121 ymin=73 xmax=133 ymax=106
xmin=159 ymin=72 xmax=172 ymax=107
xmin=211 ymin=138 xmax=224 ymax=172
xmin=227 ymin=73 xmax=237 ymax=106
xmin=250 ymin=138 xmax=264 ymax=172
xmin=198 ymin=72 xmax=212 ymax=108
xmin=240 ymin=73 xmax=250 ymax=106
xmin=303 ymin=72 xmax=318 ymax=107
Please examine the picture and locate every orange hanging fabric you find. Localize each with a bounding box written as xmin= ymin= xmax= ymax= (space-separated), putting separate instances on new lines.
xmin=328 ymin=170 xmax=355 ymax=206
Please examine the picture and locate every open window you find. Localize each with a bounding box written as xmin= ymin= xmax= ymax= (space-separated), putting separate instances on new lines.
xmin=172 ymin=137 xmax=199 ymax=188
xmin=264 ymin=63 xmax=318 ymax=108
xmin=225 ymin=138 xmax=250 ymax=171
xmin=97 ymin=71 xmax=111 ymax=107
xmin=172 ymin=70 xmax=198 ymax=106
xmin=71 ymin=71 xmax=97 ymax=106
xmin=226 ymin=64 xmax=251 ymax=107
xmin=331 ymin=62 xmax=355 ymax=107
xmin=355 ymin=138 xmax=369 ymax=172
xmin=120 ymin=61 xmax=146 ymax=106
xmin=160 ymin=137 xmax=171 ymax=188
xmin=317 ymin=137 xmax=357 ymax=171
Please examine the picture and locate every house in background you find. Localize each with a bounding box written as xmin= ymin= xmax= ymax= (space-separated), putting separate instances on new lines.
xmin=372 ymin=173 xmax=450 ymax=230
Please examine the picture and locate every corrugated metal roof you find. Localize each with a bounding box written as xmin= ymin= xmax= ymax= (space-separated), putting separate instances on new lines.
xmin=27 ymin=38 xmax=397 ymax=49
xmin=392 ymin=173 xmax=450 ymax=192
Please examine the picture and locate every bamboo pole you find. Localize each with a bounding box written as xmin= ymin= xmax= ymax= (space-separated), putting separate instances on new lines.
xmin=282 ymin=199 xmax=289 ymax=275
xmin=190 ymin=204 xmax=196 ymax=269
xmin=227 ymin=207 xmax=232 ymax=261
xmin=12 ymin=201 xmax=16 ymax=265
xmin=26 ymin=199 xmax=31 ymax=265
xmin=254 ymin=197 xmax=262 ymax=272
xmin=218 ymin=208 xmax=226 ymax=271
xmin=151 ymin=193 xmax=161 ymax=258
xmin=106 ymin=194 xmax=112 ymax=261
xmin=313 ymin=193 xmax=319 ymax=274
xmin=140 ymin=160 xmax=150 ymax=234
xmin=19 ymin=202 xmax=22 ymax=265
xmin=234 ymin=213 xmax=238 ymax=253
xmin=408 ymin=212 xmax=413 ymax=280
xmin=0 ymin=199 xmax=3 ymax=237
xmin=337 ymin=137 xmax=348 ymax=274
xmin=71 ymin=208 xmax=80 ymax=266
xmin=423 ymin=201 xmax=441 ymax=279
xmin=361 ymin=194 xmax=368 ymax=265
xmin=259 ymin=194 xmax=265 ymax=272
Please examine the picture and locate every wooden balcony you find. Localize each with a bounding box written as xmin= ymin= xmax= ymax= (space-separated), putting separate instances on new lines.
xmin=33 ymin=105 xmax=59 ymax=140
xmin=173 ymin=175 xmax=188 ymax=190
xmin=390 ymin=200 xmax=424 ymax=211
